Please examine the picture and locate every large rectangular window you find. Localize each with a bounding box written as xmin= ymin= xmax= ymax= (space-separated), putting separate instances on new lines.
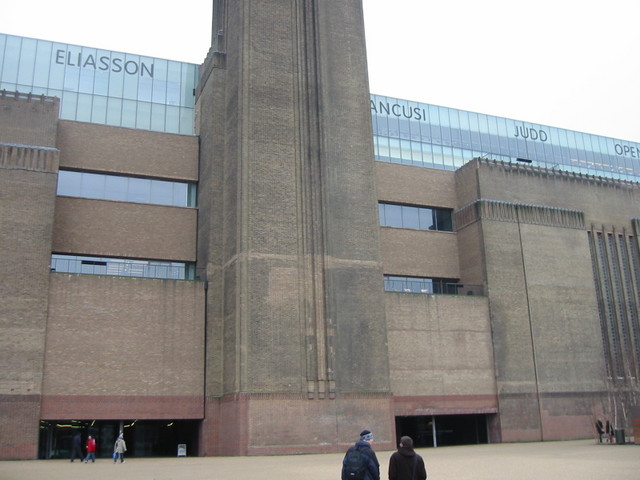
xmin=379 ymin=202 xmax=453 ymax=232
xmin=57 ymin=170 xmax=197 ymax=207
xmin=384 ymin=275 xmax=461 ymax=294
xmin=51 ymin=254 xmax=195 ymax=280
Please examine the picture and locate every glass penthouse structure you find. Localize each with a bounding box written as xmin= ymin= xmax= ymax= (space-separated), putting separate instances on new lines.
xmin=0 ymin=33 xmax=197 ymax=135
xmin=370 ymin=93 xmax=640 ymax=181
xmin=2 ymin=34 xmax=639 ymax=179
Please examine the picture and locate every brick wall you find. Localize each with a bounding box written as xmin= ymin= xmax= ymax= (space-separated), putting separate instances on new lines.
xmin=57 ymin=121 xmax=198 ymax=181
xmin=385 ymin=293 xmax=496 ymax=399
xmin=0 ymin=91 xmax=59 ymax=147
xmin=0 ymin=396 xmax=41 ymax=459
xmin=41 ymin=274 xmax=205 ymax=418
xmin=380 ymin=228 xmax=459 ymax=278
xmin=376 ymin=162 xmax=457 ymax=208
xmin=52 ymin=196 xmax=197 ymax=261
xmin=206 ymin=393 xmax=395 ymax=456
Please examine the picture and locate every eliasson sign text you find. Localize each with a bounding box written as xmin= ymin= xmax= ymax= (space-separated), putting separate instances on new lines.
xmin=55 ymin=49 xmax=154 ymax=78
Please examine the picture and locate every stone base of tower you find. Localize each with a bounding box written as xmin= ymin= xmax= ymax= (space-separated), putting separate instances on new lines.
xmin=201 ymin=393 xmax=394 ymax=456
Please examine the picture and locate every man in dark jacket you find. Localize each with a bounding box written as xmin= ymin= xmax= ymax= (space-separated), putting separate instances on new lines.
xmin=70 ymin=432 xmax=83 ymax=462
xmin=342 ymin=429 xmax=380 ymax=480
xmin=388 ymin=436 xmax=427 ymax=480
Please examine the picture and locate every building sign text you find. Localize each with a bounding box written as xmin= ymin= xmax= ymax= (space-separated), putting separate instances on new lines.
xmin=55 ymin=50 xmax=154 ymax=78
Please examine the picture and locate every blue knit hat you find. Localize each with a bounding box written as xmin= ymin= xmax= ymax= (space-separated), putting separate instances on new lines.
xmin=360 ymin=430 xmax=373 ymax=441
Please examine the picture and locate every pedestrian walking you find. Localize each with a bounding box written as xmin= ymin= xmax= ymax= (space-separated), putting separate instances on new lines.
xmin=113 ymin=433 xmax=127 ymax=463
xmin=84 ymin=435 xmax=96 ymax=463
xmin=70 ymin=432 xmax=83 ymax=462
xmin=388 ymin=436 xmax=427 ymax=480
xmin=595 ymin=418 xmax=605 ymax=443
xmin=341 ymin=429 xmax=380 ymax=480
xmin=605 ymin=419 xmax=614 ymax=443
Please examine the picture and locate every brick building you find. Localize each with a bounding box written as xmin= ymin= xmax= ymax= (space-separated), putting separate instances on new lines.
xmin=1 ymin=1 xmax=638 ymax=460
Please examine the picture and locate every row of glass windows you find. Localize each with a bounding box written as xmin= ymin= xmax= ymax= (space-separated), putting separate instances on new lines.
xmin=384 ymin=275 xmax=460 ymax=294
xmin=0 ymin=33 xmax=197 ymax=134
xmin=52 ymin=253 xmax=478 ymax=296
xmin=57 ymin=90 xmax=194 ymax=133
xmin=51 ymin=254 xmax=195 ymax=280
xmin=379 ymin=202 xmax=453 ymax=232
xmin=371 ymin=94 xmax=640 ymax=181
xmin=51 ymin=254 xmax=484 ymax=296
xmin=384 ymin=275 xmax=484 ymax=295
xmin=57 ymin=170 xmax=197 ymax=207
xmin=374 ymin=135 xmax=512 ymax=171
xmin=374 ymin=131 xmax=638 ymax=180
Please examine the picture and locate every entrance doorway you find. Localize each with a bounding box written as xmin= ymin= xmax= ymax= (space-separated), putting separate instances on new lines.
xmin=38 ymin=419 xmax=200 ymax=459
xmin=395 ymin=414 xmax=490 ymax=447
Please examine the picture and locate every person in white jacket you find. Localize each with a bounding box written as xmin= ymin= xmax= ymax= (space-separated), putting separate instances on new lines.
xmin=113 ymin=433 xmax=127 ymax=463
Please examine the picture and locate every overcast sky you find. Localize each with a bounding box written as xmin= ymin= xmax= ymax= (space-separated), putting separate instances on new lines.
xmin=2 ymin=0 xmax=639 ymax=142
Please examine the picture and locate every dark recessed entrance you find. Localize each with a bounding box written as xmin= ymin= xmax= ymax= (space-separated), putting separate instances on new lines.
xmin=38 ymin=419 xmax=200 ymax=459
xmin=395 ymin=414 xmax=490 ymax=447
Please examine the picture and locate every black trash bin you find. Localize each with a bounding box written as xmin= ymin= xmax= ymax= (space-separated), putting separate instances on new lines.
xmin=614 ymin=429 xmax=625 ymax=444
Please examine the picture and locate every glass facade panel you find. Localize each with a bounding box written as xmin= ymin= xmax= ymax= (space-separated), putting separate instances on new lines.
xmin=128 ymin=177 xmax=151 ymax=203
xmin=104 ymin=175 xmax=128 ymax=201
xmin=16 ymin=37 xmax=36 ymax=86
xmin=370 ymin=93 xmax=640 ymax=181
xmin=2 ymin=36 xmax=21 ymax=84
xmin=91 ymin=95 xmax=108 ymax=123
xmin=57 ymin=170 xmax=81 ymax=195
xmin=80 ymin=172 xmax=105 ymax=198
xmin=150 ymin=180 xmax=173 ymax=205
xmin=401 ymin=205 xmax=420 ymax=229
xmin=122 ymin=99 xmax=137 ymax=128
xmin=59 ymin=91 xmax=76 ymax=118
xmin=418 ymin=208 xmax=434 ymax=230
xmin=76 ymin=93 xmax=93 ymax=122
xmin=380 ymin=203 xmax=402 ymax=228
xmin=0 ymin=33 xmax=197 ymax=135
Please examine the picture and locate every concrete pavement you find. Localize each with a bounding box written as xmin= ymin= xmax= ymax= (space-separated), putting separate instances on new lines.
xmin=0 ymin=439 xmax=637 ymax=480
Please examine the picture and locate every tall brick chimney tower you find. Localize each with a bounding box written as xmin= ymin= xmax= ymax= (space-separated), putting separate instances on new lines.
xmin=195 ymin=0 xmax=392 ymax=455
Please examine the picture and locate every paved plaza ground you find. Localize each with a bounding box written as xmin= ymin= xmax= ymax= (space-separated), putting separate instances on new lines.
xmin=0 ymin=439 xmax=637 ymax=480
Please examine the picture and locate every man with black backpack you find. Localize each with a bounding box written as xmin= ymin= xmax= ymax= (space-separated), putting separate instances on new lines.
xmin=341 ymin=430 xmax=380 ymax=480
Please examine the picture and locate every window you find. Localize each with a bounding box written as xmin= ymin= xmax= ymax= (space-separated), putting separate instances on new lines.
xmin=51 ymin=254 xmax=195 ymax=280
xmin=57 ymin=170 xmax=196 ymax=207
xmin=384 ymin=275 xmax=460 ymax=294
xmin=379 ymin=202 xmax=453 ymax=232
